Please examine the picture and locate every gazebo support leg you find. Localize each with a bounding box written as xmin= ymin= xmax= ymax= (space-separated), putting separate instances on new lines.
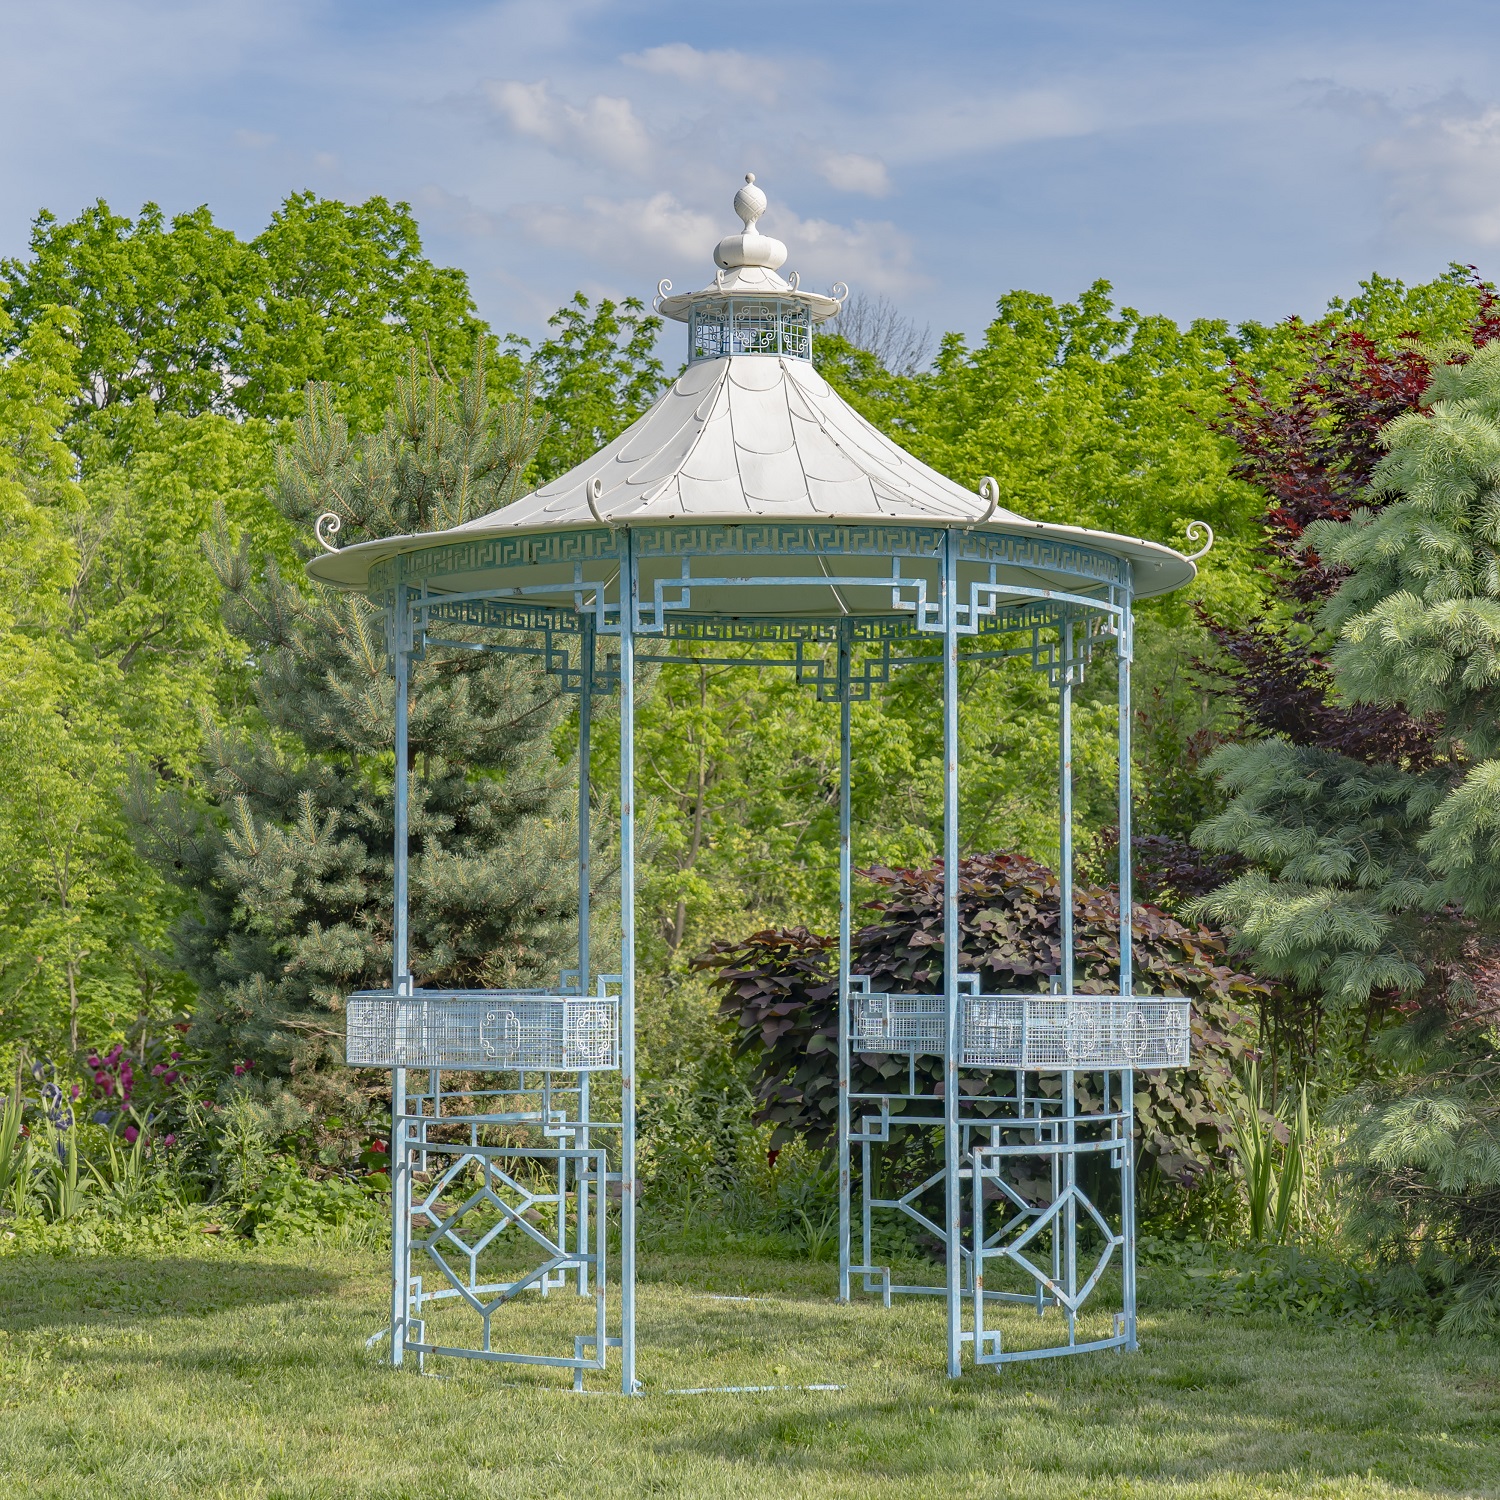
xmin=390 ymin=584 xmax=412 ymax=1369
xmin=941 ymin=533 xmax=962 ymax=1380
xmin=619 ymin=541 xmax=639 ymax=1395
xmin=1117 ymin=593 xmax=1137 ymax=1350
xmin=837 ymin=621 xmax=853 ymax=1306
xmin=1060 ymin=620 xmax=1076 ymax=1345
xmin=577 ymin=619 xmax=593 ymax=1299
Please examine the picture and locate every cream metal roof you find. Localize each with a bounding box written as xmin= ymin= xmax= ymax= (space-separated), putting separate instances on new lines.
xmin=306 ymin=177 xmax=1198 ymax=601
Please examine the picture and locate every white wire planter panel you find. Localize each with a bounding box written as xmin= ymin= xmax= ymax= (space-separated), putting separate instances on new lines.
xmin=345 ymin=991 xmax=619 ymax=1072
xmin=849 ymin=992 xmax=1190 ymax=1071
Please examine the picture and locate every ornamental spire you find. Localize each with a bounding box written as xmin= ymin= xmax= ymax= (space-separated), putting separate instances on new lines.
xmin=713 ymin=174 xmax=788 ymax=272
xmin=655 ymin=172 xmax=846 ymax=332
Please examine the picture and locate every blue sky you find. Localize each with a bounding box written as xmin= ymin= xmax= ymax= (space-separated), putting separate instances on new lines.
xmin=5 ymin=0 xmax=1500 ymax=346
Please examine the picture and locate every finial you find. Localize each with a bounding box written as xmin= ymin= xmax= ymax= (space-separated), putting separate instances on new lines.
xmin=716 ymin=172 xmax=785 ymax=272
xmin=733 ymin=172 xmax=767 ymax=232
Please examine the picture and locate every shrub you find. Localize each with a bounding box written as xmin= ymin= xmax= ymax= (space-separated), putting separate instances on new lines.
xmin=699 ymin=852 xmax=1265 ymax=1182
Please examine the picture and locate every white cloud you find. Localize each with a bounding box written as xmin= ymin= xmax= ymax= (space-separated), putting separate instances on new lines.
xmin=514 ymin=191 xmax=719 ymax=267
xmin=770 ymin=211 xmax=920 ymax=297
xmin=512 ymin=189 xmax=920 ymax=297
xmin=483 ymin=78 xmax=652 ymax=171
xmin=621 ymin=43 xmax=778 ymax=95
xmin=1368 ymin=95 xmax=1500 ymax=246
xmin=814 ymin=150 xmax=891 ymax=197
xmin=888 ymin=88 xmax=1095 ymax=163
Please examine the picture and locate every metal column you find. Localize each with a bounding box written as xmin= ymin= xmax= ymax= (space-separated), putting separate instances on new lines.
xmin=941 ymin=532 xmax=962 ymax=1379
xmin=836 ymin=619 xmax=853 ymax=1305
xmin=1059 ymin=616 xmax=1075 ymax=994
xmin=1117 ymin=589 xmax=1138 ymax=1349
xmin=618 ymin=537 xmax=639 ymax=1395
xmin=389 ymin=581 xmax=412 ymax=1368
xmin=577 ymin=617 xmax=594 ymax=1299
xmin=1059 ymin=615 xmax=1077 ymax=1344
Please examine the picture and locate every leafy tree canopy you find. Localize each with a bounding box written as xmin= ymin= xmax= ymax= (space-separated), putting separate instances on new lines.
xmin=1 ymin=194 xmax=491 ymax=432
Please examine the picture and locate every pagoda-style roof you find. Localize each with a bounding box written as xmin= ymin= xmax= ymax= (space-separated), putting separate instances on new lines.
xmin=307 ymin=178 xmax=1197 ymax=601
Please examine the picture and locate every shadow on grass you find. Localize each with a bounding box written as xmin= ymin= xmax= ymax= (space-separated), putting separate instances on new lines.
xmin=0 ymin=1255 xmax=347 ymax=1329
xmin=661 ymin=1385 xmax=1469 ymax=1493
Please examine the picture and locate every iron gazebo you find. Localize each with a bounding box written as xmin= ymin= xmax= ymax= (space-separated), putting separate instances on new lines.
xmin=309 ymin=174 xmax=1204 ymax=1392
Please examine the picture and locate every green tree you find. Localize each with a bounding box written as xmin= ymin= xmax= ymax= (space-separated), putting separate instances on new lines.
xmin=1195 ymin=341 xmax=1500 ymax=1325
xmin=525 ymin=293 xmax=668 ymax=480
xmin=0 ymin=307 xmax=240 ymax=1056
xmin=0 ymin=202 xmax=250 ymax=418
xmin=826 ymin=281 xmax=1268 ymax=622
xmin=132 ymin=354 xmax=582 ymax=1119
xmin=1 ymin=194 xmax=491 ymax=432
xmin=240 ymin=193 xmax=495 ymax=428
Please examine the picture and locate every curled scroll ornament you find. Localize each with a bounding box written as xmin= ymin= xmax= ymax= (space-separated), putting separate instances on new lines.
xmin=315 ymin=513 xmax=343 ymax=552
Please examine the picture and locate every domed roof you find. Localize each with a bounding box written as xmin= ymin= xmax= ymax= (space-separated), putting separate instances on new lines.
xmin=306 ymin=177 xmax=1198 ymax=601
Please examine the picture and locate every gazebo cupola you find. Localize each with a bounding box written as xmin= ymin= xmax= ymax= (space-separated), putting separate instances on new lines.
xmin=656 ymin=173 xmax=845 ymax=362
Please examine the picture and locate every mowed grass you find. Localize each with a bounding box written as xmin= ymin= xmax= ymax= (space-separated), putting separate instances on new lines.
xmin=1 ymin=1239 xmax=1498 ymax=1499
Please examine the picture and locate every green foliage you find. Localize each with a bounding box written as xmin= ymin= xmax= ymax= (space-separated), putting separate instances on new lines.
xmin=1 ymin=201 xmax=252 ymax=418
xmin=239 ymin=193 xmax=494 ymax=428
xmin=1196 ymin=336 xmax=1500 ymax=1311
xmin=1227 ymin=1064 xmax=1310 ymax=1244
xmin=828 ymin=281 xmax=1266 ymax=622
xmin=1143 ymin=1236 xmax=1427 ymax=1330
xmin=1 ymin=194 xmax=491 ymax=431
xmin=525 ymin=293 xmax=668 ymax=480
xmin=627 ymin=644 xmax=1123 ymax=974
xmin=131 ymin=354 xmax=581 ymax=1116
xmin=1331 ymin=1021 xmax=1500 ymax=1334
xmin=0 ymin=311 xmax=265 ymax=1054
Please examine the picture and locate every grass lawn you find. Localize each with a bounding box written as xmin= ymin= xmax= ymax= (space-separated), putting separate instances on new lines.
xmin=1 ymin=1236 xmax=1497 ymax=1499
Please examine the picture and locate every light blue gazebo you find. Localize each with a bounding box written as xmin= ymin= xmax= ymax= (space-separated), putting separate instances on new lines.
xmin=311 ymin=175 xmax=1204 ymax=1392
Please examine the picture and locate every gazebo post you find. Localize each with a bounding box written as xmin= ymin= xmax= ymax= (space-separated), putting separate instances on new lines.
xmin=941 ymin=532 xmax=963 ymax=1379
xmin=1059 ymin=616 xmax=1078 ymax=1340
xmin=389 ymin=580 xmax=412 ymax=1368
xmin=619 ymin=535 xmax=639 ymax=1395
xmin=1117 ymin=589 xmax=1138 ymax=1349
xmin=576 ymin=616 xmax=594 ymax=1298
xmin=836 ymin=619 xmax=853 ymax=1306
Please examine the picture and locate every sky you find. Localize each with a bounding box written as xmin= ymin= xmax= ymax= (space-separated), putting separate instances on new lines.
xmin=5 ymin=0 xmax=1500 ymax=347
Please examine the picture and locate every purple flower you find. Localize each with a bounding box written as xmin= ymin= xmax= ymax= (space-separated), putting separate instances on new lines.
xmin=122 ymin=1125 xmax=139 ymax=1145
xmin=163 ymin=1134 xmax=177 ymax=1148
xmin=92 ymin=1110 xmax=112 ymax=1126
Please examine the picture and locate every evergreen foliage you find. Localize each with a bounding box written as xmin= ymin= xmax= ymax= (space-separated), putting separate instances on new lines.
xmin=131 ymin=354 xmax=581 ymax=1116
xmin=1196 ymin=339 xmax=1500 ymax=1322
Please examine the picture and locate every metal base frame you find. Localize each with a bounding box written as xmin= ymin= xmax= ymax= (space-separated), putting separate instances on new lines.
xmin=844 ymin=1069 xmax=1138 ymax=1364
xmin=384 ymin=1064 xmax=624 ymax=1388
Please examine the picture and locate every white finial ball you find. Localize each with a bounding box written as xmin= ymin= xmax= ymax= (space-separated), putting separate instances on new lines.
xmin=734 ymin=174 xmax=767 ymax=230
